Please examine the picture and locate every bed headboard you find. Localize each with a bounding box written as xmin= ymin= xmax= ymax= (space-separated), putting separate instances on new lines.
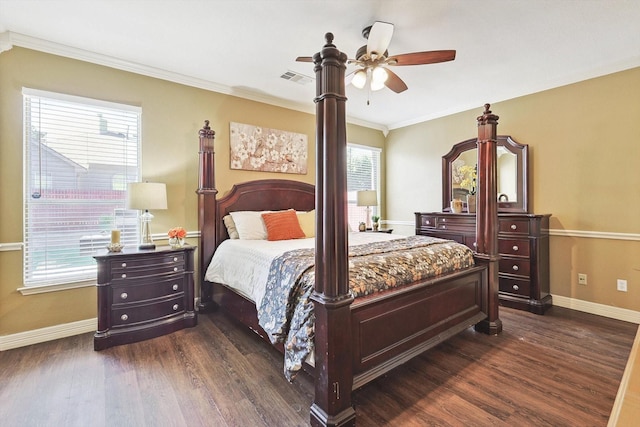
xmin=213 ymin=179 xmax=315 ymax=249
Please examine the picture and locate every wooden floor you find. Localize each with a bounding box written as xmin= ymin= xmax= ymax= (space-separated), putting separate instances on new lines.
xmin=0 ymin=306 xmax=636 ymax=427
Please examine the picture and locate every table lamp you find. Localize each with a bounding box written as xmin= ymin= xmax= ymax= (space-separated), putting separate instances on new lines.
xmin=126 ymin=182 xmax=168 ymax=249
xmin=357 ymin=190 xmax=378 ymax=230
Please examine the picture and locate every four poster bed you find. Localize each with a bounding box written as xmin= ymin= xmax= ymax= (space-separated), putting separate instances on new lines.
xmin=196 ymin=34 xmax=502 ymax=426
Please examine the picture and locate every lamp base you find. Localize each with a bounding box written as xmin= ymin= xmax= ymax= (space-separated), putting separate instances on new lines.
xmin=138 ymin=243 xmax=156 ymax=250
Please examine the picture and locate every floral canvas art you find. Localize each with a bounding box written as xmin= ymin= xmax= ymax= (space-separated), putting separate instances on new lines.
xmin=230 ymin=122 xmax=308 ymax=174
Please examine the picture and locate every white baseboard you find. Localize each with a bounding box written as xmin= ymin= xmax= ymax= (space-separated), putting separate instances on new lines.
xmin=552 ymin=295 xmax=640 ymax=324
xmin=0 ymin=318 xmax=97 ymax=351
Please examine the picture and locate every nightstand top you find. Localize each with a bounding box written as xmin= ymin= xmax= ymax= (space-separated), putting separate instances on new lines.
xmin=363 ymin=229 xmax=393 ymax=234
xmin=93 ymin=244 xmax=196 ymax=259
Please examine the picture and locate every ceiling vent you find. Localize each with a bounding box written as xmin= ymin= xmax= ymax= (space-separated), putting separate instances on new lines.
xmin=280 ymin=70 xmax=313 ymax=85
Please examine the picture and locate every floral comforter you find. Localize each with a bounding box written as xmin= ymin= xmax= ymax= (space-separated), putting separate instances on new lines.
xmin=257 ymin=235 xmax=474 ymax=380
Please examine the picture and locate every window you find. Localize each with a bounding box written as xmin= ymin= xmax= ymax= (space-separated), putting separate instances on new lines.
xmin=346 ymin=143 xmax=381 ymax=230
xmin=23 ymin=89 xmax=141 ymax=287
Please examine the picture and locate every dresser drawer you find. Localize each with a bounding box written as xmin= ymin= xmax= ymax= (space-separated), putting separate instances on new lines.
xmin=499 ymin=277 xmax=531 ymax=297
xmin=111 ymin=295 xmax=185 ymax=326
xmin=499 ymin=258 xmax=531 ymax=277
xmin=110 ymin=257 xmax=185 ymax=281
xmin=111 ymin=275 xmax=184 ymax=304
xmin=436 ymin=216 xmax=474 ymax=232
xmin=419 ymin=215 xmax=437 ymax=228
xmin=110 ymin=252 xmax=185 ymax=271
xmin=499 ymin=218 xmax=530 ymax=235
xmin=498 ymin=238 xmax=530 ymax=257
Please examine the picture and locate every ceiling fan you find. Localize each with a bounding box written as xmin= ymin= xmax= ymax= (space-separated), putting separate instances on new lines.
xmin=296 ymin=21 xmax=456 ymax=95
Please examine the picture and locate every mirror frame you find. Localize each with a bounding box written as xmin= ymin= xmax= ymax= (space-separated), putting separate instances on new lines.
xmin=442 ymin=135 xmax=529 ymax=213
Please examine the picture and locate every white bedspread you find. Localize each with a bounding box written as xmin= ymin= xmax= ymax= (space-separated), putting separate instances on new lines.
xmin=204 ymin=231 xmax=403 ymax=307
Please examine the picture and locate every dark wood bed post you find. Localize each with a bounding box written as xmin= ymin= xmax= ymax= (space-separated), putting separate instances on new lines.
xmin=309 ymin=33 xmax=356 ymax=427
xmin=196 ymin=120 xmax=217 ymax=312
xmin=474 ymin=104 xmax=503 ymax=335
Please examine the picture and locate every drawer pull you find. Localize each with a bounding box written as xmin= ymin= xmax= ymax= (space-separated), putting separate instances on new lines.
xmin=173 ymin=267 xmax=178 ymax=272
xmin=121 ymin=314 xmax=128 ymax=321
xmin=512 ymin=265 xmax=519 ymax=271
xmin=425 ymin=220 xmax=431 ymax=225
xmin=512 ymin=284 xmax=519 ymax=291
xmin=440 ymin=225 xmax=447 ymax=230
xmin=173 ymin=284 xmax=179 ymax=291
xmin=512 ymin=245 xmax=519 ymax=251
xmin=173 ymin=257 xmax=178 ymax=262
xmin=172 ymin=304 xmax=179 ymax=311
xmin=442 ymin=218 xmax=446 ymax=222
xmin=121 ymin=273 xmax=127 ymax=279
xmin=510 ymin=224 xmax=517 ymax=230
xmin=120 ymin=292 xmax=128 ymax=300
xmin=121 ymin=262 xmax=127 ymax=268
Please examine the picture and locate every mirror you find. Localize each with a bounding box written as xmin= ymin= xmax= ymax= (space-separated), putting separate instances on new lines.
xmin=442 ymin=135 xmax=529 ymax=213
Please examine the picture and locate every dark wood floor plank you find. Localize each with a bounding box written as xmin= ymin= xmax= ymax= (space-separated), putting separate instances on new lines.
xmin=0 ymin=306 xmax=635 ymax=426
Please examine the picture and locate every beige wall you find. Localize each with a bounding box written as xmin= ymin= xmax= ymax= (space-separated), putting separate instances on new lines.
xmin=0 ymin=47 xmax=384 ymax=336
xmin=386 ymin=67 xmax=640 ymax=312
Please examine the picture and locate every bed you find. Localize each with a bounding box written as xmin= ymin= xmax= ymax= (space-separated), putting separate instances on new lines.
xmin=196 ymin=33 xmax=502 ymax=426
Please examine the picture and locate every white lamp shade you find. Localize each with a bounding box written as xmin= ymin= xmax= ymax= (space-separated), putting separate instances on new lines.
xmin=357 ymin=190 xmax=378 ymax=207
xmin=351 ymin=69 xmax=367 ymax=89
xmin=371 ymin=67 xmax=388 ymax=91
xmin=126 ymin=182 xmax=168 ymax=210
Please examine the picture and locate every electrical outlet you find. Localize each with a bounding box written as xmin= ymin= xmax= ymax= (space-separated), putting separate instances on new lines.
xmin=578 ymin=273 xmax=587 ymax=285
xmin=617 ymin=279 xmax=628 ymax=292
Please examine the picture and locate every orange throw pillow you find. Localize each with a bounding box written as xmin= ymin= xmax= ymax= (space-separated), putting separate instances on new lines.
xmin=261 ymin=209 xmax=306 ymax=241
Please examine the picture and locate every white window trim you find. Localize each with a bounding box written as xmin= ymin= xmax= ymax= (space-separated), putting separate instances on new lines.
xmin=18 ymin=280 xmax=96 ymax=295
xmin=348 ymin=142 xmax=382 ymax=153
xmin=22 ymin=88 xmax=142 ymax=114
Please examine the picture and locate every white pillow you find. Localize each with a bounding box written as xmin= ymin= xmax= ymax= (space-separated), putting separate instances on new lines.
xmin=229 ymin=211 xmax=268 ymax=240
xmin=296 ymin=210 xmax=315 ymax=237
xmin=222 ymin=215 xmax=239 ymax=239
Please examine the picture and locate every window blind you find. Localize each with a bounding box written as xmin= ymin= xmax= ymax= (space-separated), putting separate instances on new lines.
xmin=346 ymin=144 xmax=381 ymax=230
xmin=23 ymin=89 xmax=141 ymax=286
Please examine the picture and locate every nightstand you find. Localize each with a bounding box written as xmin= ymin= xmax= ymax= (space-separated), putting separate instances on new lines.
xmin=93 ymin=245 xmax=197 ymax=350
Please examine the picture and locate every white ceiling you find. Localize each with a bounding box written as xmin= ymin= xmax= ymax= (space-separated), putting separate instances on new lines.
xmin=1 ymin=0 xmax=639 ymax=131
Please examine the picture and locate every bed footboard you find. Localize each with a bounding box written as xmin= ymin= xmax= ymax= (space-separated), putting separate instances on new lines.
xmin=351 ymin=266 xmax=486 ymax=389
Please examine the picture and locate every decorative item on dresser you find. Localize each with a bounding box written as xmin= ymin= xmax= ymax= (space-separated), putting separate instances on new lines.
xmin=93 ymin=245 xmax=197 ymax=350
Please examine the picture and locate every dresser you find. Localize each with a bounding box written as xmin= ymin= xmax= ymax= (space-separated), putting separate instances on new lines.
xmin=415 ymin=212 xmax=551 ymax=314
xmin=93 ymin=245 xmax=197 ymax=350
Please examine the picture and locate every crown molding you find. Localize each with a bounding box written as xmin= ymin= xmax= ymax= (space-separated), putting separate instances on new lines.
xmin=1 ymin=31 xmax=387 ymax=133
xmin=0 ymin=31 xmax=12 ymax=54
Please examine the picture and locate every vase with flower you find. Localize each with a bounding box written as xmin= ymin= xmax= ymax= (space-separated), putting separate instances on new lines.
xmin=372 ymin=215 xmax=380 ymax=231
xmin=168 ymin=227 xmax=187 ymax=248
xmin=458 ymin=164 xmax=477 ymax=213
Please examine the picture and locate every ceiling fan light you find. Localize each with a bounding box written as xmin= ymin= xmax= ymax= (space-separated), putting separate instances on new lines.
xmin=370 ymin=67 xmax=388 ymax=91
xmin=372 ymin=66 xmax=388 ymax=84
xmin=370 ymin=79 xmax=386 ymax=91
xmin=352 ymin=69 xmax=367 ymax=89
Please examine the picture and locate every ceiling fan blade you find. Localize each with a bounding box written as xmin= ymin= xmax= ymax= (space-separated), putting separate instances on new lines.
xmin=384 ymin=68 xmax=408 ymax=93
xmin=388 ymin=50 xmax=456 ymax=66
xmin=296 ymin=56 xmax=314 ymax=62
xmin=367 ymin=21 xmax=394 ymax=57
